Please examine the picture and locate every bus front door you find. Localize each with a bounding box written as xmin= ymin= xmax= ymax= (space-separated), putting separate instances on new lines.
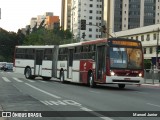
xmin=67 ymin=49 xmax=74 ymax=79
xmin=96 ymin=45 xmax=106 ymax=81
xmin=35 ymin=50 xmax=44 ymax=76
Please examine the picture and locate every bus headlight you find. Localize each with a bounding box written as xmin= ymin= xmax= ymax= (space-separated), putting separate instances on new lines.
xmin=139 ymin=73 xmax=142 ymax=77
xmin=110 ymin=71 xmax=115 ymax=76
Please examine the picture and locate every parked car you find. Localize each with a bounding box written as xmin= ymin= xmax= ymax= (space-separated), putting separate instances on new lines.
xmin=3 ymin=63 xmax=13 ymax=71
xmin=0 ymin=62 xmax=7 ymax=70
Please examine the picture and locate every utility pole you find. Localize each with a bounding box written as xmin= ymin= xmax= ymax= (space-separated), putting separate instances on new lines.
xmin=156 ymin=28 xmax=160 ymax=69
xmin=106 ymin=0 xmax=111 ymax=39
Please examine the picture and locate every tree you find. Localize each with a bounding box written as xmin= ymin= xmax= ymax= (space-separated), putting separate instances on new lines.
xmin=24 ymin=28 xmax=73 ymax=45
xmin=0 ymin=28 xmax=19 ymax=62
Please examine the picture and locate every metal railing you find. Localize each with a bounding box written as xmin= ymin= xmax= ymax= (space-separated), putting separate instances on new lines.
xmin=144 ymin=69 xmax=160 ymax=84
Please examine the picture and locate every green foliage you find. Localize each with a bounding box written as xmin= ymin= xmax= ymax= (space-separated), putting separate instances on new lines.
xmin=0 ymin=28 xmax=22 ymax=62
xmin=0 ymin=27 xmax=74 ymax=62
xmin=24 ymin=28 xmax=73 ymax=45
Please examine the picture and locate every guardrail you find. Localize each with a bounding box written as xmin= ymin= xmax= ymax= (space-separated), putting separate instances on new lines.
xmin=144 ymin=69 xmax=160 ymax=84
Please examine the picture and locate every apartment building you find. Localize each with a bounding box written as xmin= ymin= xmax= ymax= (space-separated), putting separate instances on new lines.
xmin=103 ymin=0 xmax=160 ymax=33
xmin=30 ymin=18 xmax=37 ymax=31
xmin=103 ymin=0 xmax=160 ymax=65
xmin=61 ymin=0 xmax=72 ymax=30
xmin=71 ymin=0 xmax=103 ymax=41
xmin=30 ymin=12 xmax=60 ymax=31
xmin=45 ymin=16 xmax=60 ymax=30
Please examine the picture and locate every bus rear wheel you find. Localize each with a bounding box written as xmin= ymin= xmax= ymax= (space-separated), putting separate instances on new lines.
xmin=25 ymin=68 xmax=32 ymax=79
xmin=118 ymin=84 xmax=125 ymax=89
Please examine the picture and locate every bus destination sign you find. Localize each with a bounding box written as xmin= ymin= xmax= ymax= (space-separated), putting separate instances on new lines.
xmin=111 ymin=40 xmax=140 ymax=47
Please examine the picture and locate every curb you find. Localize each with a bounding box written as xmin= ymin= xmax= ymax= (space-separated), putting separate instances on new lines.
xmin=141 ymin=84 xmax=160 ymax=88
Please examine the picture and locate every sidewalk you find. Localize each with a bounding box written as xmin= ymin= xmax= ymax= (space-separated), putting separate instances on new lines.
xmin=141 ymin=79 xmax=160 ymax=87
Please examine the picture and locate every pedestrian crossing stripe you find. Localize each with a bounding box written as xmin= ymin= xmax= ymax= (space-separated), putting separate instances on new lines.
xmin=12 ymin=77 xmax=23 ymax=82
xmin=2 ymin=77 xmax=11 ymax=82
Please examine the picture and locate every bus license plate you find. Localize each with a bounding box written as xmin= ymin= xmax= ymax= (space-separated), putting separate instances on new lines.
xmin=124 ymin=78 xmax=130 ymax=80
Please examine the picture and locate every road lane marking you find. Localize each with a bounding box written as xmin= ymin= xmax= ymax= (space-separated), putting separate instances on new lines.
xmin=44 ymin=101 xmax=54 ymax=105
xmin=135 ymin=91 xmax=148 ymax=94
xmin=2 ymin=77 xmax=11 ymax=82
xmin=25 ymin=83 xmax=61 ymax=99
xmin=90 ymin=90 xmax=100 ymax=94
xmin=40 ymin=101 xmax=49 ymax=105
xmin=81 ymin=107 xmax=93 ymax=111
xmin=147 ymin=103 xmax=160 ymax=108
xmin=80 ymin=107 xmax=113 ymax=120
xmin=27 ymin=80 xmax=35 ymax=83
xmin=12 ymin=77 xmax=23 ymax=82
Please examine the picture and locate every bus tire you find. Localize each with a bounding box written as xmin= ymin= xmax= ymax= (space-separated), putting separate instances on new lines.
xmin=89 ymin=73 xmax=96 ymax=88
xmin=25 ymin=67 xmax=32 ymax=79
xmin=118 ymin=84 xmax=125 ymax=89
xmin=60 ymin=71 xmax=65 ymax=83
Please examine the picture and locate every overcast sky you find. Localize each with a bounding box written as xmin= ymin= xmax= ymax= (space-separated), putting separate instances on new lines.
xmin=0 ymin=0 xmax=61 ymax=32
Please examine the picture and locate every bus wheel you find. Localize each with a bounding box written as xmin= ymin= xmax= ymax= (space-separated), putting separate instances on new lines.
xmin=118 ymin=84 xmax=125 ymax=89
xmin=25 ymin=68 xmax=32 ymax=79
xmin=60 ymin=71 xmax=65 ymax=83
xmin=89 ymin=73 xmax=96 ymax=88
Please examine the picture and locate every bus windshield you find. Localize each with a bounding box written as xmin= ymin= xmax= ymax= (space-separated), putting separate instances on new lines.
xmin=110 ymin=47 xmax=142 ymax=69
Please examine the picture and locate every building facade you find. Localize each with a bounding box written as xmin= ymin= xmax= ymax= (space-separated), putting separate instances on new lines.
xmin=61 ymin=0 xmax=72 ymax=30
xmin=45 ymin=16 xmax=60 ymax=30
xmin=71 ymin=0 xmax=103 ymax=41
xmin=102 ymin=0 xmax=160 ymax=66
xmin=112 ymin=24 xmax=160 ymax=67
xmin=30 ymin=12 xmax=60 ymax=31
xmin=112 ymin=0 xmax=160 ymax=32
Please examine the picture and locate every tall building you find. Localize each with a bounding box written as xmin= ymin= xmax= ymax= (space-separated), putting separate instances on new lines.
xmin=103 ymin=0 xmax=160 ymax=66
xmin=45 ymin=16 xmax=60 ymax=30
xmin=61 ymin=0 xmax=72 ymax=30
xmin=30 ymin=18 xmax=37 ymax=31
xmin=30 ymin=12 xmax=60 ymax=31
xmin=71 ymin=0 xmax=103 ymax=41
xmin=113 ymin=0 xmax=160 ymax=32
xmin=103 ymin=0 xmax=160 ymax=33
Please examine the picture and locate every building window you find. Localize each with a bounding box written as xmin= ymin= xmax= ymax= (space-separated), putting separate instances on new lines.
xmin=136 ymin=36 xmax=139 ymax=40
xmin=146 ymin=34 xmax=150 ymax=41
xmin=143 ymin=48 xmax=146 ymax=54
xmin=89 ymin=28 xmax=92 ymax=32
xmin=89 ymin=34 xmax=92 ymax=38
xmin=89 ymin=16 xmax=92 ymax=19
xmin=96 ymin=29 xmax=98 ymax=32
xmin=90 ymin=4 xmax=93 ymax=7
xmin=153 ymin=33 xmax=157 ymax=40
xmin=89 ymin=10 xmax=93 ymax=13
xmin=89 ymin=22 xmax=92 ymax=25
xmin=141 ymin=35 xmax=144 ymax=41
xmin=149 ymin=47 xmax=152 ymax=54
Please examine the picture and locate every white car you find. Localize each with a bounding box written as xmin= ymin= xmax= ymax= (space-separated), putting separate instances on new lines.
xmin=4 ymin=63 xmax=13 ymax=71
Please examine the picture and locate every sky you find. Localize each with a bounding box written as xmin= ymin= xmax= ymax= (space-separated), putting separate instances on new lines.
xmin=0 ymin=0 xmax=61 ymax=32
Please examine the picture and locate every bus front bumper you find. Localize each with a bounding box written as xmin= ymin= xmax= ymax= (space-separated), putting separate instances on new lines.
xmin=106 ymin=76 xmax=144 ymax=85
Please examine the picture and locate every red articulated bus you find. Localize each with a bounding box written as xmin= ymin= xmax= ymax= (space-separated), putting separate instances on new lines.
xmin=57 ymin=38 xmax=144 ymax=88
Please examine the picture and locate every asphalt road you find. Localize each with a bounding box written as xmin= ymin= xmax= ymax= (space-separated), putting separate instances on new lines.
xmin=0 ymin=71 xmax=160 ymax=120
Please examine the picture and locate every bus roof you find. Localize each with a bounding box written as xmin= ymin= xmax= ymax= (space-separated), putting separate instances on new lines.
xmin=16 ymin=45 xmax=56 ymax=49
xmin=59 ymin=38 xmax=107 ymax=48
